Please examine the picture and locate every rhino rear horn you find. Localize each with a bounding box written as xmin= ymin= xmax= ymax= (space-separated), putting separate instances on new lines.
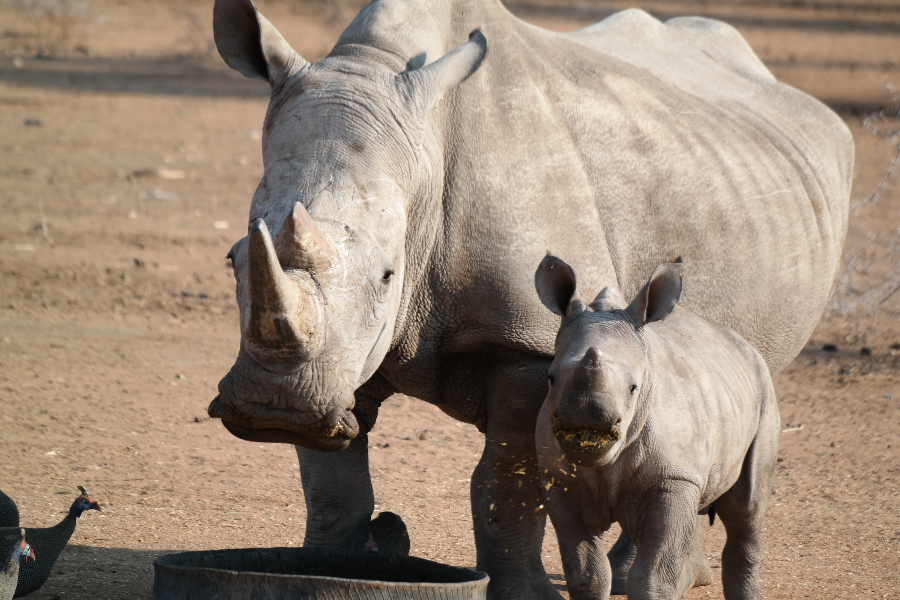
xmin=274 ymin=202 xmax=336 ymax=271
xmin=214 ymin=0 xmax=307 ymax=86
xmin=246 ymin=218 xmax=322 ymax=359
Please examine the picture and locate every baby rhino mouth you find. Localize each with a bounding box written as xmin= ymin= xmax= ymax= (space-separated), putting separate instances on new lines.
xmin=551 ymin=417 xmax=621 ymax=465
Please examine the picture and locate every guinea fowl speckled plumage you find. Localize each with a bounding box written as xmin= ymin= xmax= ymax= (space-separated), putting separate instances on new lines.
xmin=1 ymin=530 xmax=33 ymax=600
xmin=0 ymin=486 xmax=100 ymax=598
xmin=0 ymin=492 xmax=18 ymax=530
xmin=350 ymin=512 xmax=411 ymax=557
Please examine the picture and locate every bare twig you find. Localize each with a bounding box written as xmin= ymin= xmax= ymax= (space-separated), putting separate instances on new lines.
xmin=38 ymin=197 xmax=51 ymax=243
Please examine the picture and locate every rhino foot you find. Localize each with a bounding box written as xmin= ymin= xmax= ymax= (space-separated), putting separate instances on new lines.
xmin=608 ymin=521 xmax=713 ymax=595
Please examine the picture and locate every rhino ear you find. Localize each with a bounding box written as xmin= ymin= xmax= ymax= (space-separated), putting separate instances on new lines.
xmin=214 ymin=0 xmax=306 ymax=85
xmin=589 ymin=287 xmax=627 ymax=312
xmin=627 ymin=260 xmax=684 ymax=326
xmin=402 ymin=30 xmax=487 ymax=115
xmin=535 ymin=254 xmax=583 ymax=317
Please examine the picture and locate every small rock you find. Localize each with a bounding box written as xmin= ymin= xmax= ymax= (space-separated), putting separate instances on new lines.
xmin=860 ymin=347 xmax=872 ymax=356
xmin=885 ymin=393 xmax=894 ymax=399
xmin=138 ymin=190 xmax=178 ymax=201
xmin=823 ymin=344 xmax=838 ymax=352
xmin=158 ymin=169 xmax=186 ymax=180
xmin=24 ymin=118 xmax=41 ymax=126
xmin=212 ymin=220 xmax=230 ymax=230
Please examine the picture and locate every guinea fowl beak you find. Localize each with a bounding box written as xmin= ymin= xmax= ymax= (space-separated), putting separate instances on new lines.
xmin=90 ymin=501 xmax=102 ymax=511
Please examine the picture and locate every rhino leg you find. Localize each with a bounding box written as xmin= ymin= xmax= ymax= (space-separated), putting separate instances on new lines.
xmin=296 ymin=431 xmax=374 ymax=547
xmin=609 ymin=517 xmax=712 ymax=595
xmin=296 ymin=375 xmax=394 ymax=547
xmin=623 ymin=480 xmax=701 ymax=600
xmin=472 ymin=361 xmax=562 ymax=600
xmin=714 ymin=393 xmax=779 ymax=600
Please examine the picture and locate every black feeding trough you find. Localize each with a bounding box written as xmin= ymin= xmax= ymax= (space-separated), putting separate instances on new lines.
xmin=152 ymin=547 xmax=489 ymax=600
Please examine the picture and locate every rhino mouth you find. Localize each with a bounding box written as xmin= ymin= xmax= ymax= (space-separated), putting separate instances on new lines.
xmin=208 ymin=396 xmax=358 ymax=452
xmin=551 ymin=417 xmax=621 ymax=466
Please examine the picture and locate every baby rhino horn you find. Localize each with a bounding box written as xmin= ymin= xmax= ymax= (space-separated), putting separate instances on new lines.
xmin=571 ymin=347 xmax=606 ymax=390
xmin=582 ymin=347 xmax=603 ymax=368
xmin=274 ymin=202 xmax=336 ymax=271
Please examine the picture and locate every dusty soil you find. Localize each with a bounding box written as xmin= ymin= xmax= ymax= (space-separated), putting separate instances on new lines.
xmin=0 ymin=1 xmax=898 ymax=599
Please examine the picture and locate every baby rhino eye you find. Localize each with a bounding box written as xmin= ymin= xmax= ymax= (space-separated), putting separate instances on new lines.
xmin=629 ymin=384 xmax=637 ymax=394
xmin=383 ymin=269 xmax=394 ymax=283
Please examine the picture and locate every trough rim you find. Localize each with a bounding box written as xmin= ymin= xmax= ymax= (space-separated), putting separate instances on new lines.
xmin=153 ymin=546 xmax=490 ymax=590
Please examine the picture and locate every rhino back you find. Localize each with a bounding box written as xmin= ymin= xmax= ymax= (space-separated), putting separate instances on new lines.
xmin=424 ymin=3 xmax=849 ymax=374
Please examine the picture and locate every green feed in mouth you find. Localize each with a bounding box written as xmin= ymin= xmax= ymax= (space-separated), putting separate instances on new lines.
xmin=551 ymin=419 xmax=621 ymax=449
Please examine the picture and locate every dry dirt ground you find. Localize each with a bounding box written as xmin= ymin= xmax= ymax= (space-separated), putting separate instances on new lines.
xmin=0 ymin=1 xmax=898 ymax=599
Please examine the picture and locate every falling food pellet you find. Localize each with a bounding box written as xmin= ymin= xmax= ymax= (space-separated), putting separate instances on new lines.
xmin=534 ymin=505 xmax=544 ymax=512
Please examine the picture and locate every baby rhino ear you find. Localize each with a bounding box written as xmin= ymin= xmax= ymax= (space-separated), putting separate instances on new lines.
xmin=535 ymin=255 xmax=583 ymax=317
xmin=627 ymin=260 xmax=683 ymax=325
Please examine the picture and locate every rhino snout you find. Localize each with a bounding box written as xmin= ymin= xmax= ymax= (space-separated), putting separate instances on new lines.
xmin=553 ymin=396 xmax=622 ymax=434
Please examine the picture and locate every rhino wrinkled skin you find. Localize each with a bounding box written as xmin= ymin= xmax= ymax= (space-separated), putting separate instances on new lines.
xmin=208 ymin=0 xmax=851 ymax=597
xmin=535 ymin=256 xmax=779 ymax=599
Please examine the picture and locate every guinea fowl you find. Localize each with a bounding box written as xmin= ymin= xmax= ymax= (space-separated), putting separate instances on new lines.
xmin=350 ymin=511 xmax=411 ymax=556
xmin=0 ymin=486 xmax=100 ymax=598
xmin=1 ymin=530 xmax=34 ymax=600
xmin=0 ymin=492 xmax=17 ymax=529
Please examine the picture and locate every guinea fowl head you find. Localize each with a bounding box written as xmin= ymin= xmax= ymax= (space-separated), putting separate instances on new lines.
xmin=367 ymin=512 xmax=410 ymax=557
xmin=69 ymin=486 xmax=101 ymax=518
xmin=14 ymin=529 xmax=34 ymax=564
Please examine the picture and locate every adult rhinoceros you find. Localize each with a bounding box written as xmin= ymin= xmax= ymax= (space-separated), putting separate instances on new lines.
xmin=207 ymin=0 xmax=852 ymax=598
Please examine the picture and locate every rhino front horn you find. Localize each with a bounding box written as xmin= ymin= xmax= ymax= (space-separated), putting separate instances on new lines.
xmin=274 ymin=202 xmax=336 ymax=271
xmin=245 ymin=218 xmax=324 ymax=361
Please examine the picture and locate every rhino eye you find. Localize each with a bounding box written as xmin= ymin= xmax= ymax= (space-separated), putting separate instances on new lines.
xmin=382 ymin=270 xmax=394 ymax=283
xmin=547 ymin=373 xmax=556 ymax=385
xmin=629 ymin=384 xmax=637 ymax=395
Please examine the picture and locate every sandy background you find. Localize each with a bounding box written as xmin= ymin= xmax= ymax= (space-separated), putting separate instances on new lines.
xmin=0 ymin=0 xmax=898 ymax=598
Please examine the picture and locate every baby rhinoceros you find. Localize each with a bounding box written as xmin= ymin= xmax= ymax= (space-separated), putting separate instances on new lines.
xmin=534 ymin=255 xmax=780 ymax=600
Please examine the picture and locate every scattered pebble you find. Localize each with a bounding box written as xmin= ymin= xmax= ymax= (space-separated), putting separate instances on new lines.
xmin=25 ymin=118 xmax=41 ymax=126
xmin=138 ymin=190 xmax=178 ymax=201
xmin=823 ymin=344 xmax=838 ymax=352
xmin=860 ymin=347 xmax=872 ymax=356
xmin=158 ymin=169 xmax=186 ymax=180
xmin=12 ymin=244 xmax=35 ymax=251
xmin=212 ymin=221 xmax=229 ymax=230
